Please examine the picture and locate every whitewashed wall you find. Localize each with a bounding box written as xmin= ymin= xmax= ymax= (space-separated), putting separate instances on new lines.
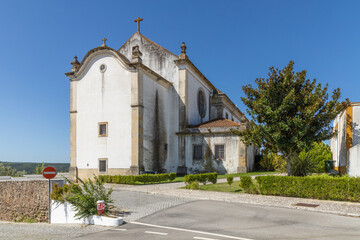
xmin=76 ymin=54 xmax=132 ymax=170
xmin=185 ymin=134 xmax=241 ymax=174
xmin=187 ymin=70 xmax=211 ymax=125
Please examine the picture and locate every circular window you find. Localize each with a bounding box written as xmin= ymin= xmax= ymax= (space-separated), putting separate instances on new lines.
xmin=100 ymin=64 xmax=107 ymax=72
xmin=197 ymin=89 xmax=206 ymax=118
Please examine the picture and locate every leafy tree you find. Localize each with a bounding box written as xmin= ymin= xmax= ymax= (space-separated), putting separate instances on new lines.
xmin=233 ymin=61 xmax=348 ymax=175
xmin=35 ymin=162 xmax=45 ymax=174
xmin=299 ymin=142 xmax=332 ymax=173
xmin=0 ymin=163 xmax=26 ymax=177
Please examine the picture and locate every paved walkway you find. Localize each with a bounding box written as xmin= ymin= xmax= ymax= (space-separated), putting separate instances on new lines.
xmin=106 ymin=178 xmax=360 ymax=218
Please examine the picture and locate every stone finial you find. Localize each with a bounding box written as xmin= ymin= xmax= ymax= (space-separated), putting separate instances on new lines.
xmin=132 ymin=45 xmax=143 ymax=63
xmin=179 ymin=42 xmax=188 ymax=59
xmin=101 ymin=37 xmax=107 ymax=47
xmin=71 ymin=56 xmax=80 ymax=72
xmin=240 ymin=114 xmax=247 ymax=123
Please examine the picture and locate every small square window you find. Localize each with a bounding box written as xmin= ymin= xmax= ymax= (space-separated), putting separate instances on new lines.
xmin=99 ymin=122 xmax=108 ymax=137
xmin=99 ymin=159 xmax=107 ymax=173
xmin=215 ymin=145 xmax=225 ymax=160
xmin=193 ymin=145 xmax=203 ymax=161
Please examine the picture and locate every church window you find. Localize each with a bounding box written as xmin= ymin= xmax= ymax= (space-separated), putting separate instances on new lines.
xmin=197 ymin=89 xmax=206 ymax=118
xmin=99 ymin=159 xmax=107 ymax=173
xmin=193 ymin=145 xmax=203 ymax=161
xmin=215 ymin=145 xmax=225 ymax=160
xmin=226 ymin=113 xmax=229 ymax=119
xmin=100 ymin=64 xmax=107 ymax=72
xmin=99 ymin=122 xmax=108 ymax=137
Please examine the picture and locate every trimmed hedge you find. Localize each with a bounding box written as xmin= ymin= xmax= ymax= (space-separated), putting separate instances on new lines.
xmin=184 ymin=173 xmax=217 ymax=185
xmin=99 ymin=172 xmax=176 ymax=185
xmin=256 ymin=175 xmax=360 ymax=202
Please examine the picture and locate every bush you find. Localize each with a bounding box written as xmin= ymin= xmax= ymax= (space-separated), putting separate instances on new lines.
xmin=290 ymin=154 xmax=316 ymax=176
xmin=52 ymin=176 xmax=114 ymax=219
xmin=185 ymin=181 xmax=200 ymax=190
xmin=184 ymin=173 xmax=218 ymax=185
xmin=258 ymin=152 xmax=286 ymax=172
xmin=99 ymin=173 xmax=176 ymax=185
xmin=256 ymin=175 xmax=360 ymax=202
xmin=299 ymin=142 xmax=332 ymax=173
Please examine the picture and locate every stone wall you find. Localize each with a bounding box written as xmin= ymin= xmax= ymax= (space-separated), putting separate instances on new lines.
xmin=0 ymin=180 xmax=49 ymax=222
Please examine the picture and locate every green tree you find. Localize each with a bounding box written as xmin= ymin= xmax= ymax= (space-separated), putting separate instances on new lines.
xmin=35 ymin=162 xmax=45 ymax=174
xmin=233 ymin=61 xmax=348 ymax=175
xmin=299 ymin=142 xmax=332 ymax=173
xmin=227 ymin=176 xmax=234 ymax=191
xmin=0 ymin=164 xmax=26 ymax=177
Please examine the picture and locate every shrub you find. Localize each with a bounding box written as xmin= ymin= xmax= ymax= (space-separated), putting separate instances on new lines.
xmin=227 ymin=176 xmax=233 ymax=191
xmin=185 ymin=181 xmax=200 ymax=190
xmin=99 ymin=173 xmax=176 ymax=185
xmin=256 ymin=175 xmax=360 ymax=202
xmin=299 ymin=142 xmax=332 ymax=173
xmin=290 ymin=153 xmax=316 ymax=176
xmin=52 ymin=176 xmax=114 ymax=219
xmin=184 ymin=173 xmax=217 ymax=185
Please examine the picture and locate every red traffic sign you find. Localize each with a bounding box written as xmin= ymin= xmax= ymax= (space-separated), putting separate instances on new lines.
xmin=42 ymin=166 xmax=57 ymax=179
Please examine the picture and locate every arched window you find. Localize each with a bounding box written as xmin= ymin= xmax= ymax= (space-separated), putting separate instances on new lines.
xmin=197 ymin=89 xmax=206 ymax=118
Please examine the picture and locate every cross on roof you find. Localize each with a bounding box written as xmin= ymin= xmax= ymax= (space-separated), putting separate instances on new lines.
xmin=134 ymin=17 xmax=143 ymax=32
xmin=102 ymin=37 xmax=107 ymax=47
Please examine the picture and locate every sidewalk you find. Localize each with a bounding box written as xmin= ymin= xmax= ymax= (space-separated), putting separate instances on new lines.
xmin=106 ymin=178 xmax=360 ymax=218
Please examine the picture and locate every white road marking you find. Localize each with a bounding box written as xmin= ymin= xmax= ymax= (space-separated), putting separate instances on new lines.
xmin=111 ymin=229 xmax=127 ymax=231
xmin=131 ymin=222 xmax=253 ymax=240
xmin=144 ymin=231 xmax=168 ymax=235
xmin=194 ymin=237 xmax=219 ymax=240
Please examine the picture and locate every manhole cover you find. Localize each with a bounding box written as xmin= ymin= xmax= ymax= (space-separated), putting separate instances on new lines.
xmin=293 ymin=203 xmax=319 ymax=208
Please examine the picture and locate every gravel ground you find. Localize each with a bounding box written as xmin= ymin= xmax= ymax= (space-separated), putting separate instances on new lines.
xmin=107 ymin=177 xmax=360 ymax=218
xmin=0 ymin=222 xmax=110 ymax=240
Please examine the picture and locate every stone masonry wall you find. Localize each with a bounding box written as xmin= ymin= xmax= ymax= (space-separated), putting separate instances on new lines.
xmin=0 ymin=180 xmax=48 ymax=222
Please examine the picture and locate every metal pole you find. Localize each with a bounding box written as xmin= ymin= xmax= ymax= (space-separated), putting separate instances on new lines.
xmin=48 ymin=179 xmax=51 ymax=224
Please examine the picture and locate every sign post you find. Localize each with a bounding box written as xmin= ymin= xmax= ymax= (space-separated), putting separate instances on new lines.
xmin=42 ymin=166 xmax=57 ymax=224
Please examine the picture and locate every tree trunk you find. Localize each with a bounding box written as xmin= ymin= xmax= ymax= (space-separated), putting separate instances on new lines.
xmin=285 ymin=155 xmax=291 ymax=176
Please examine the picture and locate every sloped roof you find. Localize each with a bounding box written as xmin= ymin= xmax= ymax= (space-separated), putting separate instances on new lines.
xmin=190 ymin=118 xmax=241 ymax=128
xmin=118 ymin=32 xmax=178 ymax=57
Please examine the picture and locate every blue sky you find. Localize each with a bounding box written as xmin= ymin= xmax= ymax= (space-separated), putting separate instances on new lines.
xmin=0 ymin=1 xmax=359 ymax=163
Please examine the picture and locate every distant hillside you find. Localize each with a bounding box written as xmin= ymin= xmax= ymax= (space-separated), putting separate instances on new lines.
xmin=0 ymin=162 xmax=69 ymax=174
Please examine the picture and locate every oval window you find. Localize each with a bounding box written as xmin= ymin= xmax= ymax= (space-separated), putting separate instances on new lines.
xmin=198 ymin=89 xmax=206 ymax=118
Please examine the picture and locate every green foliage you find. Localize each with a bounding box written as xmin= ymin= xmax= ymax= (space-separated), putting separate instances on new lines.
xmin=256 ymin=175 xmax=360 ymax=202
xmin=232 ymin=61 xmax=349 ymax=174
xmin=0 ymin=163 xmax=26 ymax=177
xmin=240 ymin=176 xmax=258 ymax=194
xmin=184 ymin=173 xmax=218 ymax=185
xmin=185 ymin=181 xmax=200 ymax=190
xmin=259 ymin=152 xmax=287 ymax=172
xmin=299 ymin=142 xmax=332 ymax=173
xmin=98 ymin=173 xmax=177 ymax=185
xmin=52 ymin=176 xmax=114 ymax=219
xmin=290 ymin=153 xmax=316 ymax=176
xmin=35 ymin=162 xmax=45 ymax=174
xmin=227 ymin=176 xmax=234 ymax=191
xmin=0 ymin=161 xmax=69 ymax=174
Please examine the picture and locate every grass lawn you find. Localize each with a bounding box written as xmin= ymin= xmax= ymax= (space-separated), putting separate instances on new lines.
xmin=198 ymin=181 xmax=244 ymax=193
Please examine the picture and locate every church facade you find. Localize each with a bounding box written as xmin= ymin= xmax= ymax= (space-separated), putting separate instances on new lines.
xmin=65 ymin=21 xmax=257 ymax=179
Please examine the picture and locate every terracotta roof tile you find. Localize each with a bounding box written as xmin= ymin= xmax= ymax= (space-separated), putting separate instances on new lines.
xmin=191 ymin=118 xmax=241 ymax=128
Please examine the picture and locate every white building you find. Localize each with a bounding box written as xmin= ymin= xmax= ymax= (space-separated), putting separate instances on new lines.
xmin=331 ymin=102 xmax=360 ymax=176
xmin=65 ymin=20 xmax=257 ymax=179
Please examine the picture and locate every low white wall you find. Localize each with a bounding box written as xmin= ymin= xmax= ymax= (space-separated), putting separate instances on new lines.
xmin=51 ymin=200 xmax=123 ymax=226
xmin=348 ymin=144 xmax=360 ymax=177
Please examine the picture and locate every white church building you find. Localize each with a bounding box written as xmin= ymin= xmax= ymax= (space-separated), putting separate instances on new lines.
xmin=65 ymin=19 xmax=257 ymax=179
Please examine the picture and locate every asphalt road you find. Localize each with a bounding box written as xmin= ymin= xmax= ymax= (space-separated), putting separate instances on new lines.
xmin=76 ymin=200 xmax=360 ymax=240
